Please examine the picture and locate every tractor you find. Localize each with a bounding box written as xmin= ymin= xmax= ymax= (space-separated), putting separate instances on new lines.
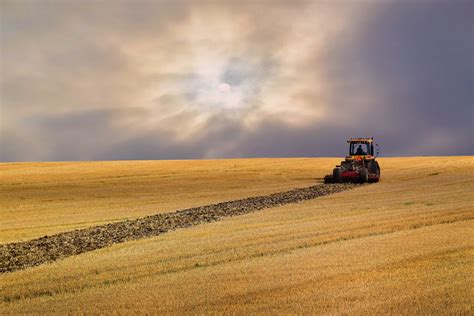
xmin=324 ymin=138 xmax=380 ymax=183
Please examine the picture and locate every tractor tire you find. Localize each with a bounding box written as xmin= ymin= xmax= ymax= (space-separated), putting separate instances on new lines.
xmin=333 ymin=167 xmax=342 ymax=183
xmin=368 ymin=161 xmax=380 ymax=175
xmin=359 ymin=167 xmax=369 ymax=183
xmin=368 ymin=161 xmax=377 ymax=174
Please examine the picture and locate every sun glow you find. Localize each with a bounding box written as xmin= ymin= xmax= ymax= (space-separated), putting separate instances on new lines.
xmin=218 ymin=82 xmax=231 ymax=92
xmin=175 ymin=53 xmax=257 ymax=110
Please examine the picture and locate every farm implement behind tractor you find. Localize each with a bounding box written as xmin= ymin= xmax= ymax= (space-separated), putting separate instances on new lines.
xmin=324 ymin=138 xmax=381 ymax=184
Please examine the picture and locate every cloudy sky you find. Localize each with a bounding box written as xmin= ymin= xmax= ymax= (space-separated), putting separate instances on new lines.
xmin=1 ymin=0 xmax=472 ymax=162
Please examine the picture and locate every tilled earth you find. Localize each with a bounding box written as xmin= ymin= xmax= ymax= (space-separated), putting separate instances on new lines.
xmin=1 ymin=183 xmax=358 ymax=273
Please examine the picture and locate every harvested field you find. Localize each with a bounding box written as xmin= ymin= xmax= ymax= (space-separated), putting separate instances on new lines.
xmin=0 ymin=158 xmax=339 ymax=243
xmin=1 ymin=183 xmax=356 ymax=273
xmin=0 ymin=157 xmax=473 ymax=314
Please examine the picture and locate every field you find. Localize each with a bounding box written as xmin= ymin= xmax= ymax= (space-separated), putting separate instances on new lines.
xmin=1 ymin=157 xmax=473 ymax=314
xmin=1 ymin=158 xmax=337 ymax=243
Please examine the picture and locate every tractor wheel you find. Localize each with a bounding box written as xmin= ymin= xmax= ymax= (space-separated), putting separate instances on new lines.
xmin=359 ymin=167 xmax=369 ymax=183
xmin=333 ymin=167 xmax=342 ymax=183
xmin=368 ymin=161 xmax=380 ymax=176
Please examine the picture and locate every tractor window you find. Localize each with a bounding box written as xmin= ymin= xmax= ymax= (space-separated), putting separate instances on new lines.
xmin=350 ymin=143 xmax=369 ymax=155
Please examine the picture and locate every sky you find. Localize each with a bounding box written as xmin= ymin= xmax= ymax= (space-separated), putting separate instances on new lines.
xmin=1 ymin=0 xmax=472 ymax=162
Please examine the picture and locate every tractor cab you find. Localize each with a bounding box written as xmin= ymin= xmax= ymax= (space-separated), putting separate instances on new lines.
xmin=347 ymin=138 xmax=376 ymax=160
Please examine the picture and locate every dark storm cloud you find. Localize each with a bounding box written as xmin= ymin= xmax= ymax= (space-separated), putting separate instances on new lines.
xmin=0 ymin=0 xmax=472 ymax=162
xmin=322 ymin=0 xmax=473 ymax=156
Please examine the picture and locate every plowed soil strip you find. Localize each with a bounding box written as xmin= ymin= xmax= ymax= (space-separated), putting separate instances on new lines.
xmin=1 ymin=184 xmax=358 ymax=273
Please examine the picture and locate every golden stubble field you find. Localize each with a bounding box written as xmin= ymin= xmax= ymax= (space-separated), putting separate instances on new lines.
xmin=1 ymin=158 xmax=338 ymax=243
xmin=1 ymin=157 xmax=473 ymax=314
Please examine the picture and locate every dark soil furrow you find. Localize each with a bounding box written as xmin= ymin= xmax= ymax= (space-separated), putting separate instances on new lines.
xmin=0 ymin=183 xmax=358 ymax=273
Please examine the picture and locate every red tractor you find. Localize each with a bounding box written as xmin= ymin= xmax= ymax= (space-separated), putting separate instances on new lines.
xmin=324 ymin=138 xmax=381 ymax=183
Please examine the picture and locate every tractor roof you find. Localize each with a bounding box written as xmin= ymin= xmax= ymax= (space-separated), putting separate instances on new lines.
xmin=347 ymin=137 xmax=374 ymax=143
